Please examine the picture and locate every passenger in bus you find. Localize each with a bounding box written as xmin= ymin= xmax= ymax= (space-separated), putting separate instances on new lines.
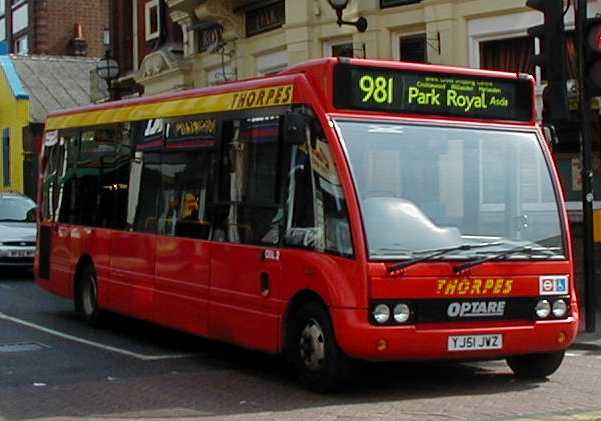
xmin=182 ymin=192 xmax=200 ymax=221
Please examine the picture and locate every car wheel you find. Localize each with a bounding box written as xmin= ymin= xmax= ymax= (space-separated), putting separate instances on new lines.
xmin=506 ymin=350 xmax=565 ymax=379
xmin=288 ymin=302 xmax=351 ymax=393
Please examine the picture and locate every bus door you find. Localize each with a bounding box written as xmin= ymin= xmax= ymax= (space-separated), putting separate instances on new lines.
xmin=209 ymin=117 xmax=283 ymax=352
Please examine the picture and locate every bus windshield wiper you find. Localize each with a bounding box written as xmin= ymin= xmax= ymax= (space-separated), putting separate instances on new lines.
xmin=453 ymin=244 xmax=560 ymax=274
xmin=388 ymin=241 xmax=502 ymax=273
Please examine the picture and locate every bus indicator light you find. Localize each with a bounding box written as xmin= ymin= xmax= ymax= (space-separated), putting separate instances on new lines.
xmin=376 ymin=339 xmax=388 ymax=352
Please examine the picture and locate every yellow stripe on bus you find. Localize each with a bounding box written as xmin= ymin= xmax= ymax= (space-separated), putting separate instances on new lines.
xmin=46 ymin=85 xmax=294 ymax=130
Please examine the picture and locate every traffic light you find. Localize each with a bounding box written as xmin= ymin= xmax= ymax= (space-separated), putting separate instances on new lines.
xmin=584 ymin=17 xmax=601 ymax=97
xmin=526 ymin=0 xmax=569 ymax=122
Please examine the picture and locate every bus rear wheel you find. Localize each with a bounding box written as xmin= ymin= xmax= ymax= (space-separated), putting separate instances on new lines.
xmin=288 ymin=302 xmax=350 ymax=393
xmin=506 ymin=350 xmax=565 ymax=379
xmin=76 ymin=264 xmax=102 ymax=326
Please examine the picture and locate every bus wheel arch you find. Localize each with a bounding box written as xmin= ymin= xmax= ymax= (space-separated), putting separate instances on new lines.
xmin=283 ymin=291 xmax=350 ymax=392
xmin=283 ymin=290 xmax=328 ymax=352
xmin=73 ymin=255 xmax=101 ymax=325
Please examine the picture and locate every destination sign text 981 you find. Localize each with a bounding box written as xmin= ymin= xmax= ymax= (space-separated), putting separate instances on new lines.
xmin=334 ymin=64 xmax=533 ymax=122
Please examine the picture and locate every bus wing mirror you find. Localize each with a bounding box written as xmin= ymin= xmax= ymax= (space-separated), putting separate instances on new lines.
xmin=283 ymin=112 xmax=307 ymax=146
xmin=543 ymin=124 xmax=559 ymax=151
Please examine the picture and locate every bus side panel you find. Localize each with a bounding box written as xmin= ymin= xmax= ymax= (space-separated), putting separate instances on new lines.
xmin=77 ymin=226 xmax=111 ymax=307
xmin=208 ymin=243 xmax=281 ymax=353
xmin=153 ymin=237 xmax=210 ymax=336
xmin=49 ymin=224 xmax=76 ymax=295
xmin=107 ymin=231 xmax=156 ymax=321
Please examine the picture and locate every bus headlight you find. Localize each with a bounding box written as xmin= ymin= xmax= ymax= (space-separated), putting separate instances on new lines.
xmin=535 ymin=299 xmax=551 ymax=318
xmin=552 ymin=299 xmax=567 ymax=318
xmin=373 ymin=304 xmax=390 ymax=324
xmin=393 ymin=303 xmax=411 ymax=323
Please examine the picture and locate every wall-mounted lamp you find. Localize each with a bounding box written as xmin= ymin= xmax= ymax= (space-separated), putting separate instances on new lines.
xmin=96 ymin=28 xmax=120 ymax=101
xmin=327 ymin=0 xmax=367 ymax=33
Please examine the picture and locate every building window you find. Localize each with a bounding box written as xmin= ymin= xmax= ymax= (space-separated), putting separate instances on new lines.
xmin=480 ymin=36 xmax=535 ymax=75
xmin=0 ymin=0 xmax=4 ymax=42
xmin=2 ymin=128 xmax=10 ymax=187
xmin=145 ymin=0 xmax=160 ymax=41
xmin=324 ymin=38 xmax=354 ymax=58
xmin=400 ymin=33 xmax=427 ymax=63
xmin=245 ymin=1 xmax=285 ymax=37
xmin=11 ymin=2 xmax=27 ymax=34
xmin=332 ymin=43 xmax=354 ymax=57
xmin=381 ymin=0 xmax=422 ymax=8
xmin=13 ymin=34 xmax=27 ymax=54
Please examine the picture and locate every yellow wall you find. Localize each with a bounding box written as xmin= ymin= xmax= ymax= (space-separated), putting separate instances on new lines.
xmin=0 ymin=67 xmax=29 ymax=194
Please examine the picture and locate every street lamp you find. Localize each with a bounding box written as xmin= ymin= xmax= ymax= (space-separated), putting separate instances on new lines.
xmin=327 ymin=0 xmax=367 ymax=32
xmin=96 ymin=28 xmax=120 ymax=101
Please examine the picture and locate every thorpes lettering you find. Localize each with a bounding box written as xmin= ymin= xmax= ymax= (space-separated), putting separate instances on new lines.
xmin=436 ymin=279 xmax=513 ymax=296
xmin=230 ymin=85 xmax=293 ymax=110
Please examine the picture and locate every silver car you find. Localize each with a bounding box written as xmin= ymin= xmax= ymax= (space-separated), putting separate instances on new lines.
xmin=0 ymin=193 xmax=37 ymax=269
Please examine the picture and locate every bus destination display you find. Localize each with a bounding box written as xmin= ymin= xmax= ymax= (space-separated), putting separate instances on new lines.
xmin=334 ymin=64 xmax=533 ymax=122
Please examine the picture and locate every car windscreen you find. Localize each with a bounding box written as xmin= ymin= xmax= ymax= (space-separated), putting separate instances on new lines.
xmin=0 ymin=196 xmax=36 ymax=222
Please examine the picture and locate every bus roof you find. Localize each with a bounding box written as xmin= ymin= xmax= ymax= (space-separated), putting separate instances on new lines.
xmin=45 ymin=58 xmax=536 ymax=130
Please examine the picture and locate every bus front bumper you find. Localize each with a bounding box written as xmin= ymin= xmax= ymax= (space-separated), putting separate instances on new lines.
xmin=331 ymin=308 xmax=578 ymax=361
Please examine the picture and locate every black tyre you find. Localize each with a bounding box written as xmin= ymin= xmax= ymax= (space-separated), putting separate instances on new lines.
xmin=288 ymin=302 xmax=351 ymax=393
xmin=76 ymin=264 xmax=102 ymax=326
xmin=506 ymin=350 xmax=565 ymax=379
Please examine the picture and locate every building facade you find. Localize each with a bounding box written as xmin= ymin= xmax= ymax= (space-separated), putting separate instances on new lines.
xmin=0 ymin=54 xmax=29 ymax=195
xmin=119 ymin=0 xmax=600 ymax=93
xmin=0 ymin=0 xmax=110 ymax=56
xmin=118 ymin=0 xmax=600 ymax=194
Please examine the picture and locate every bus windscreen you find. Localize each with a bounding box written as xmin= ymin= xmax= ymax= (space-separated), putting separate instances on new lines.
xmin=333 ymin=63 xmax=534 ymax=122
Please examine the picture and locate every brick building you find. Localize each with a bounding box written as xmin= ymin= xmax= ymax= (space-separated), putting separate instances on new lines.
xmin=0 ymin=0 xmax=109 ymax=57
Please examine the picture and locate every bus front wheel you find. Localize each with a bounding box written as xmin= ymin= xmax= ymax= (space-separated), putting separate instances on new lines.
xmin=506 ymin=350 xmax=565 ymax=379
xmin=76 ymin=264 xmax=102 ymax=326
xmin=288 ymin=302 xmax=350 ymax=393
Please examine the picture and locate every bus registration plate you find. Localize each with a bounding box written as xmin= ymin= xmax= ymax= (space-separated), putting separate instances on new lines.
xmin=448 ymin=334 xmax=503 ymax=351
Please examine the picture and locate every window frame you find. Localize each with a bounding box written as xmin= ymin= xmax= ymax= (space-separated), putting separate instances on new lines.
xmin=0 ymin=0 xmax=6 ymax=43
xmin=380 ymin=0 xmax=422 ymax=8
xmin=391 ymin=30 xmax=427 ymax=63
xmin=144 ymin=0 xmax=161 ymax=42
xmin=11 ymin=1 xmax=27 ymax=35
xmin=323 ymin=37 xmax=354 ymax=58
xmin=12 ymin=32 xmax=27 ymax=54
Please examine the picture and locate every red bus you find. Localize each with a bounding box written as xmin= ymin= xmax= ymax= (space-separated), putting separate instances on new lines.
xmin=36 ymin=58 xmax=578 ymax=391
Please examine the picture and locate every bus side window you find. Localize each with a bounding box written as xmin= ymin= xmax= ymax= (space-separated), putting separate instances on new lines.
xmin=41 ymin=131 xmax=60 ymax=222
xmin=284 ymin=113 xmax=353 ymax=258
xmin=56 ymin=130 xmax=80 ymax=224
xmin=213 ymin=116 xmax=281 ymax=245
xmin=156 ymin=150 xmax=214 ymax=240
xmin=77 ymin=125 xmax=131 ymax=228
xmin=132 ymin=151 xmax=161 ymax=233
